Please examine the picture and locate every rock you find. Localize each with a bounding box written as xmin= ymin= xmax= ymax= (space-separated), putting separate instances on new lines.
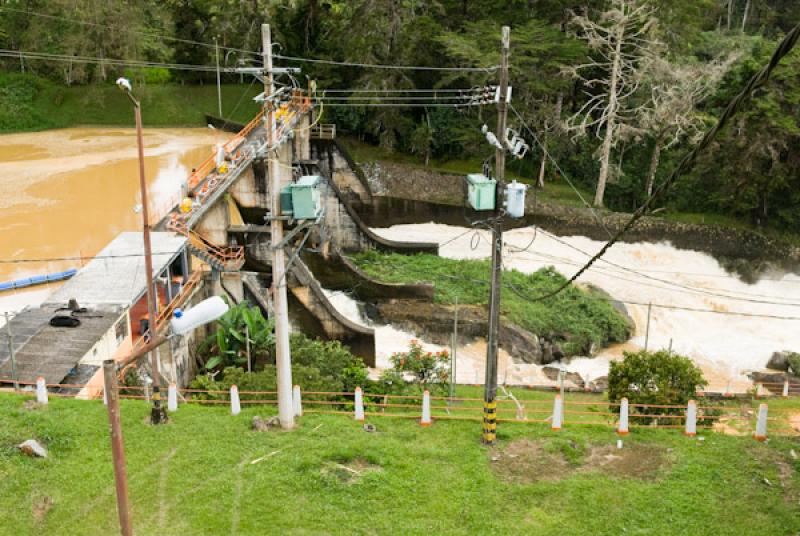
xmin=252 ymin=416 xmax=280 ymax=432
xmin=767 ymin=351 xmax=795 ymax=371
xmin=18 ymin=439 xmax=47 ymax=458
xmin=541 ymin=365 xmax=585 ymax=389
xmin=363 ymin=423 xmax=377 ymax=433
xmin=590 ymin=376 xmax=609 ymax=391
xmin=500 ymin=324 xmax=542 ymax=364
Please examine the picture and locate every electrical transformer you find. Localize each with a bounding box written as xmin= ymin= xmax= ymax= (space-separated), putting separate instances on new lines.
xmin=504 ymin=180 xmax=527 ymax=218
xmin=466 ymin=173 xmax=497 ymax=211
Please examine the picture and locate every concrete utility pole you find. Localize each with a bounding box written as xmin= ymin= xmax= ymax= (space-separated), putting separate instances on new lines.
xmin=262 ymin=23 xmax=294 ymax=429
xmin=214 ymin=36 xmax=222 ymax=117
xmin=483 ymin=26 xmax=510 ymax=446
xmin=103 ymin=360 xmax=133 ymax=536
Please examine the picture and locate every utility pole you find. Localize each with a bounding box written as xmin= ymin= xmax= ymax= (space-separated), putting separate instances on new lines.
xmin=133 ymin=100 xmax=166 ymax=426
xmin=483 ymin=26 xmax=510 ymax=446
xmin=4 ymin=312 xmax=18 ymax=391
xmin=644 ymin=302 xmax=652 ymax=350
xmin=214 ymin=36 xmax=222 ymax=117
xmin=103 ymin=360 xmax=133 ymax=536
xmin=263 ymin=23 xmax=294 ymax=429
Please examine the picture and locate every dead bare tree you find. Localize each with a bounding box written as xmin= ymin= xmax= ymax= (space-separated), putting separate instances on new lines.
xmin=638 ymin=53 xmax=739 ymax=197
xmin=565 ymin=0 xmax=657 ymax=207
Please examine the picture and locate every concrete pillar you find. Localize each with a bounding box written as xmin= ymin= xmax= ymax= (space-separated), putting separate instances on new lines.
xmin=551 ymin=394 xmax=563 ymax=431
xmin=420 ymin=390 xmax=432 ymax=426
xmin=293 ymin=385 xmax=302 ymax=417
xmin=754 ymin=403 xmax=768 ymax=441
xmin=783 ymin=379 xmax=790 ymax=398
xmin=36 ymin=377 xmax=48 ymax=405
xmin=167 ymin=383 xmax=178 ymax=412
xmin=230 ymin=385 xmax=241 ymax=416
xmin=617 ymin=397 xmax=629 ymax=435
xmin=354 ymin=387 xmax=364 ymax=422
xmin=685 ymin=400 xmax=697 ymax=436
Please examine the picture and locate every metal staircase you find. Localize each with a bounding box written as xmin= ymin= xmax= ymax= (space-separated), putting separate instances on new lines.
xmin=171 ymin=223 xmax=245 ymax=272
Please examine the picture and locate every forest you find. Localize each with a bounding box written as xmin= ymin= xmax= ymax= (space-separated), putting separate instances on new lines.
xmin=2 ymin=0 xmax=800 ymax=233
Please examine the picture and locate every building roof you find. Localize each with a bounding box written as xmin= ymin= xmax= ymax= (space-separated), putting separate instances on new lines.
xmin=0 ymin=306 xmax=120 ymax=385
xmin=43 ymin=232 xmax=187 ymax=309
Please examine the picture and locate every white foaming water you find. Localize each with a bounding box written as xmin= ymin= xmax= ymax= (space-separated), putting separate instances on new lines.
xmin=368 ymin=223 xmax=800 ymax=391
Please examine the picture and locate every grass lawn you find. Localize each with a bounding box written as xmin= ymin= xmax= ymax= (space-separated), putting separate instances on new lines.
xmin=1 ymin=392 xmax=798 ymax=535
xmin=351 ymin=251 xmax=630 ymax=355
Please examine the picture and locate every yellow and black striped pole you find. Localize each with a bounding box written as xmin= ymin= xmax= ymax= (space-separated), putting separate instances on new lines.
xmin=483 ymin=399 xmax=497 ymax=444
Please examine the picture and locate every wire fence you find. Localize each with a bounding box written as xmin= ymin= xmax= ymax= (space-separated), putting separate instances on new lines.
xmin=2 ymin=378 xmax=798 ymax=438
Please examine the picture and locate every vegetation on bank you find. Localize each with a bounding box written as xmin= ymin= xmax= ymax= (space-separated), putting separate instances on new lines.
xmin=1 ymin=393 xmax=799 ymax=535
xmin=0 ymin=73 xmax=261 ymax=132
xmin=352 ymin=251 xmax=631 ymax=355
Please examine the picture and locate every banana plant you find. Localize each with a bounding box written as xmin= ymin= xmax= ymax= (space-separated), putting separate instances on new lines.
xmin=203 ymin=300 xmax=275 ymax=371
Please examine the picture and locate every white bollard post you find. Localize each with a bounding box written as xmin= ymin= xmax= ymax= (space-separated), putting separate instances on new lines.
xmin=36 ymin=377 xmax=48 ymax=405
xmin=617 ymin=397 xmax=629 ymax=435
xmin=755 ymin=382 xmax=764 ymax=398
xmin=685 ymin=400 xmax=697 ymax=437
xmin=167 ymin=383 xmax=178 ymax=412
xmin=551 ymin=394 xmax=563 ymax=431
xmin=420 ymin=390 xmax=432 ymax=426
xmin=103 ymin=382 xmax=108 ymax=405
xmin=354 ymin=387 xmax=365 ymax=422
xmin=293 ymin=385 xmax=302 ymax=417
xmin=230 ymin=385 xmax=241 ymax=416
xmin=754 ymin=403 xmax=768 ymax=442
xmin=783 ymin=379 xmax=790 ymax=398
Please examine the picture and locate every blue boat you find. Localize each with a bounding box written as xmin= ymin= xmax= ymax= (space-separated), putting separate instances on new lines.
xmin=0 ymin=268 xmax=78 ymax=292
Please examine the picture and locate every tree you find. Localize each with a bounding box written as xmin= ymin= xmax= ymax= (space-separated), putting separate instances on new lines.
xmin=638 ymin=52 xmax=738 ymax=197
xmin=608 ymin=349 xmax=707 ymax=421
xmin=566 ymin=0 xmax=657 ymax=206
xmin=200 ymin=301 xmax=274 ymax=371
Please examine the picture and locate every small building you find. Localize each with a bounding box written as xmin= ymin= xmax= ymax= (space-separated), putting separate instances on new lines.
xmin=0 ymin=232 xmax=204 ymax=397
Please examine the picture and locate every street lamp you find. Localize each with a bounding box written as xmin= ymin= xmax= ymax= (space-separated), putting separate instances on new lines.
xmin=104 ymin=297 xmax=229 ymax=536
xmin=116 ymin=77 xmax=166 ymax=425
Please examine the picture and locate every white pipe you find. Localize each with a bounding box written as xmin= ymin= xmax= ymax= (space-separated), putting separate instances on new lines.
xmin=551 ymin=394 xmax=563 ymax=431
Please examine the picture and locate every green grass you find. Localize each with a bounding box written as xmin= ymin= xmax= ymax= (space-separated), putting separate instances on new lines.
xmin=352 ymin=251 xmax=630 ymax=354
xmin=1 ymin=392 xmax=798 ymax=535
xmin=0 ymin=73 xmax=262 ymax=132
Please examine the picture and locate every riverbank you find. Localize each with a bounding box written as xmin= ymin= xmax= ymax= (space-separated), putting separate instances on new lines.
xmin=0 ymin=73 xmax=261 ymax=133
xmin=343 ymin=137 xmax=800 ymax=265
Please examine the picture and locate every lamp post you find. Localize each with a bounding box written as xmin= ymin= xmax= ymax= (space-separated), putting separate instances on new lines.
xmin=116 ymin=77 xmax=166 ymax=425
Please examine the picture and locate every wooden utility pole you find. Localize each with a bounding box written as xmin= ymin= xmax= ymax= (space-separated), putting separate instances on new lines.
xmin=263 ymin=23 xmax=295 ymax=429
xmin=103 ymin=360 xmax=133 ymax=536
xmin=4 ymin=312 xmax=18 ymax=391
xmin=214 ymin=36 xmax=222 ymax=117
xmin=483 ymin=26 xmax=510 ymax=446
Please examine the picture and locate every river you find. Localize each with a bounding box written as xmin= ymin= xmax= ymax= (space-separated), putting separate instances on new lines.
xmin=328 ymin=223 xmax=800 ymax=393
xmin=0 ymin=127 xmax=224 ymax=320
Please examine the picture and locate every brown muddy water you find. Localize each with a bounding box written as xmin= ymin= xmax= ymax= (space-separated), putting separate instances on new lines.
xmin=0 ymin=127 xmax=225 ymax=316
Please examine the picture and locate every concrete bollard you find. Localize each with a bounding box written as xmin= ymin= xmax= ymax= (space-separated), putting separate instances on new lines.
xmin=617 ymin=397 xmax=629 ymax=435
xmin=230 ymin=385 xmax=241 ymax=416
xmin=685 ymin=400 xmax=697 ymax=437
xmin=103 ymin=382 xmax=108 ymax=405
xmin=167 ymin=383 xmax=178 ymax=412
xmin=754 ymin=403 xmax=768 ymax=442
xmin=354 ymin=387 xmax=365 ymax=422
xmin=293 ymin=385 xmax=302 ymax=417
xmin=420 ymin=390 xmax=432 ymax=426
xmin=551 ymin=394 xmax=563 ymax=431
xmin=36 ymin=377 xmax=48 ymax=405
xmin=755 ymin=382 xmax=764 ymax=398
xmin=144 ymin=381 xmax=151 ymax=403
xmin=783 ymin=379 xmax=790 ymax=398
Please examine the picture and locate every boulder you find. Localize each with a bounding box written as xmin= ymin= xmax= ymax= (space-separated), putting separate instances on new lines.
xmin=541 ymin=365 xmax=585 ymax=389
xmin=500 ymin=324 xmax=542 ymax=364
xmin=589 ymin=376 xmax=609 ymax=391
xmin=767 ymin=351 xmax=795 ymax=371
xmin=252 ymin=416 xmax=280 ymax=432
xmin=18 ymin=439 xmax=47 ymax=458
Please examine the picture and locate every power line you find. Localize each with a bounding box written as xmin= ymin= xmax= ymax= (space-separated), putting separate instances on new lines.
xmin=274 ymin=53 xmax=498 ymax=72
xmin=0 ymin=6 xmax=261 ymax=57
xmin=0 ymin=49 xmax=222 ymax=72
xmin=322 ymin=87 xmax=494 ymax=93
xmin=525 ymin=22 xmax=800 ymax=303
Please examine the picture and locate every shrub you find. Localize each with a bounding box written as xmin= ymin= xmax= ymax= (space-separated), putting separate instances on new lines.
xmin=608 ymin=350 xmax=707 ymax=422
xmin=198 ymin=301 xmax=274 ymax=371
xmin=389 ymin=340 xmax=450 ymax=394
xmin=787 ymin=352 xmax=800 ymax=377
